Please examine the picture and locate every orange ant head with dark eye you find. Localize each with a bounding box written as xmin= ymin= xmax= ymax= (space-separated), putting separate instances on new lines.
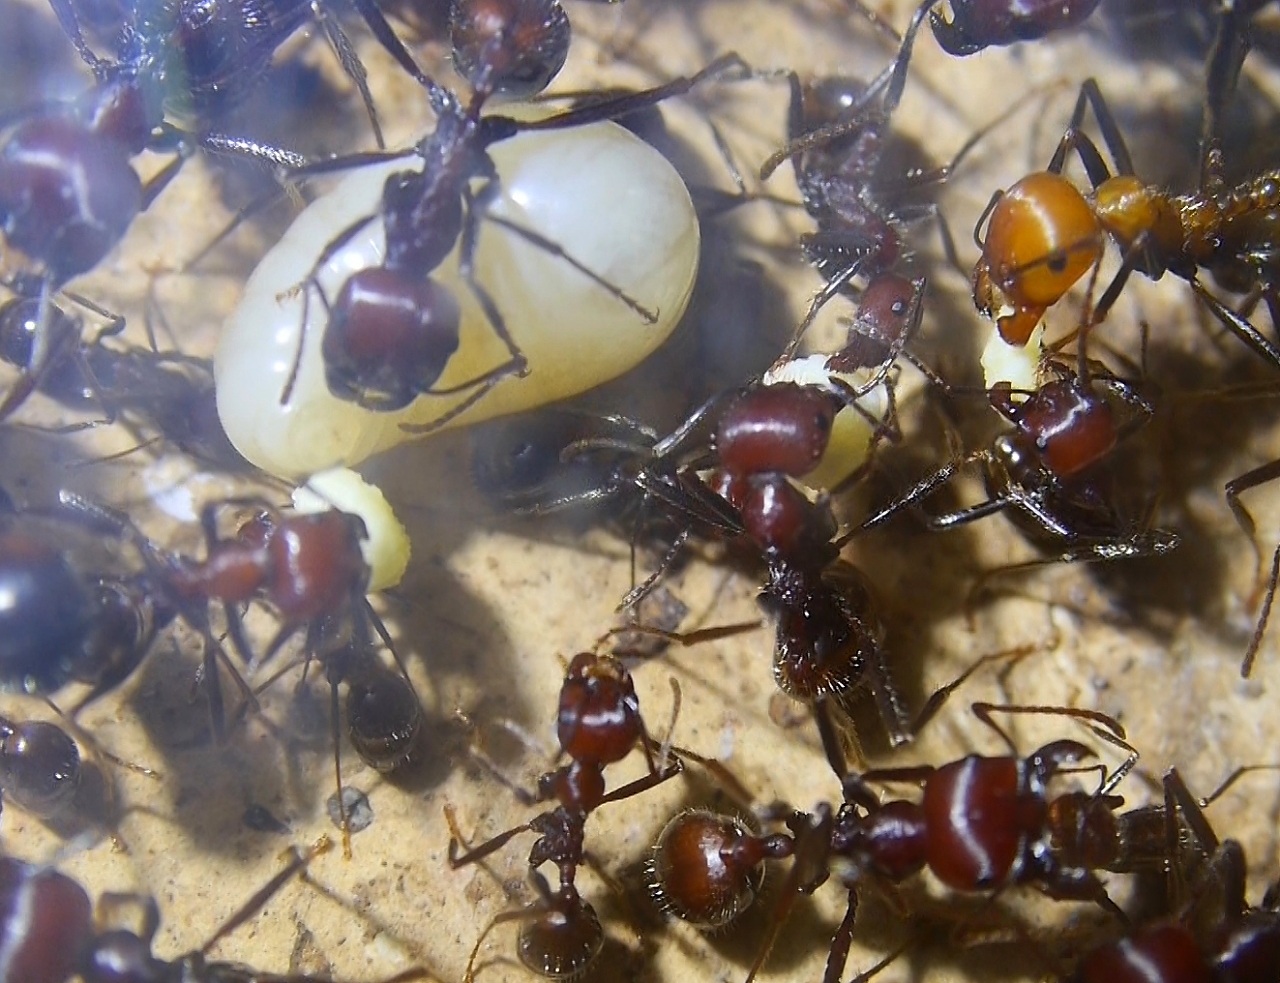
xmin=979 ymin=171 xmax=1103 ymax=313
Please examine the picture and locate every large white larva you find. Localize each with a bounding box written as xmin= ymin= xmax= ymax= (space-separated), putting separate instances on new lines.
xmin=215 ymin=120 xmax=700 ymax=480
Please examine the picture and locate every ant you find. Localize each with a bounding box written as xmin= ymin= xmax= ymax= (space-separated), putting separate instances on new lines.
xmin=0 ymin=713 xmax=81 ymax=819
xmin=856 ymin=353 xmax=1180 ymax=565
xmin=446 ymin=648 xmax=682 ymax=980
xmin=971 ymin=76 xmax=1280 ymax=363
xmin=0 ymin=837 xmax=430 ymax=983
xmin=650 ymin=702 xmax=1160 ymax=983
xmin=275 ymin=0 xmax=747 ymax=424
xmin=1073 ymin=767 xmax=1280 ymax=983
xmin=48 ymin=0 xmax=431 ymax=148
xmin=0 ymin=294 xmax=247 ymax=469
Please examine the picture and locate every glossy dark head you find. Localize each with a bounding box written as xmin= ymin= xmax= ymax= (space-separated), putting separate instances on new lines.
xmin=265 ymin=511 xmax=370 ymax=623
xmin=449 ymin=0 xmax=570 ymax=100
xmin=1000 ymin=378 xmax=1117 ymax=479
xmin=716 ymin=384 xmax=840 ymax=479
xmin=322 ymin=267 xmax=462 ymax=412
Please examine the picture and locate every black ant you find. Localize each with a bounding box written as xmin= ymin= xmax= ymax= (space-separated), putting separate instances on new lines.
xmin=0 ymin=713 xmax=82 ymax=819
xmin=649 ymin=703 xmax=1161 ymax=983
xmin=0 ymin=294 xmax=247 ymax=469
xmin=857 ymin=352 xmax=1180 ymax=565
xmin=446 ymin=648 xmax=682 ymax=981
xmin=1073 ymin=767 xmax=1280 ymax=983
xmin=0 ymin=837 xmax=430 ymax=983
xmin=277 ymin=0 xmax=748 ymax=424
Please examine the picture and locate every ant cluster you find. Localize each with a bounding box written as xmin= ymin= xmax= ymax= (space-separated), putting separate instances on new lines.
xmin=2 ymin=0 xmax=1280 ymax=981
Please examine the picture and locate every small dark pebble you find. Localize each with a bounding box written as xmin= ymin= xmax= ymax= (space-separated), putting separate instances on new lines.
xmin=243 ymin=803 xmax=290 ymax=833
xmin=327 ymin=786 xmax=374 ymax=833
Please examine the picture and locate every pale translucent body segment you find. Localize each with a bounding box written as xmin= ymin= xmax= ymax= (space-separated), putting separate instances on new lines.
xmin=216 ymin=121 xmax=700 ymax=479
xmin=763 ymin=354 xmax=891 ymax=492
xmin=980 ymin=322 xmax=1045 ymax=393
xmin=291 ymin=468 xmax=411 ymax=591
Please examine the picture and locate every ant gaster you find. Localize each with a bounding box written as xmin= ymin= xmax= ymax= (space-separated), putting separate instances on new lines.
xmin=650 ymin=704 xmax=1160 ymax=983
xmin=0 ymin=838 xmax=429 ymax=983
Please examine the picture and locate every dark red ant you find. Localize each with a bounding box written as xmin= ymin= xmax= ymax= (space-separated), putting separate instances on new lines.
xmin=0 ymin=838 xmax=430 ymax=983
xmin=446 ymin=649 xmax=682 ymax=980
xmin=650 ymin=703 xmax=1161 ymax=983
xmin=280 ymin=0 xmax=747 ymax=422
xmin=0 ymin=295 xmax=247 ymax=468
xmin=1073 ymin=767 xmax=1280 ymax=983
xmin=857 ymin=355 xmax=1180 ymax=564
xmin=48 ymin=0 xmax=431 ymax=148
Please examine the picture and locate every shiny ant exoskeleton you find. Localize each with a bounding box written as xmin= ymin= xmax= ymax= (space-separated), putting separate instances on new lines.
xmin=649 ymin=703 xmax=1161 ymax=983
xmin=0 ymin=713 xmax=81 ymax=818
xmin=0 ymin=838 xmax=430 ymax=983
xmin=0 ymin=295 xmax=246 ymax=469
xmin=1073 ymin=767 xmax=1280 ymax=983
xmin=274 ymin=3 xmax=741 ymax=425
xmin=858 ymin=353 xmax=1180 ymax=564
xmin=447 ymin=649 xmax=682 ymax=981
xmin=971 ymin=77 xmax=1280 ymax=362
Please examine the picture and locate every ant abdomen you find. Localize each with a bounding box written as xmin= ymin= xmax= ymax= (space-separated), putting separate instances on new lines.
xmin=346 ymin=669 xmax=423 ymax=773
xmin=0 ymin=855 xmax=94 ymax=983
xmin=0 ymin=718 xmax=81 ymax=817
xmin=0 ymin=116 xmax=141 ymax=284
xmin=516 ymin=884 xmax=604 ymax=980
xmin=647 ymin=810 xmax=767 ymax=930
xmin=931 ymin=0 xmax=1102 ymax=56
xmin=716 ymin=384 xmax=839 ymax=478
xmin=1073 ymin=924 xmax=1207 ymax=983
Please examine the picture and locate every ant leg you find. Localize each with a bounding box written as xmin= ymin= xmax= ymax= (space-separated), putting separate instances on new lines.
xmin=814 ymin=701 xmax=850 ymax=778
xmin=1048 ymin=78 xmax=1135 ymax=180
xmin=908 ymin=644 xmax=1042 ymax=736
xmin=835 ymin=457 xmax=966 ymax=544
xmin=744 ymin=804 xmax=836 ymax=983
xmin=1194 ymin=279 xmax=1280 ymax=370
xmin=481 ymin=212 xmax=658 ymax=323
xmin=1200 ymin=2 xmax=1249 ymax=192
xmin=343 ymin=0 xmax=436 ymax=93
xmin=821 ymin=891 xmax=860 ymax=983
xmin=1225 ymin=454 xmax=1280 ymax=578
xmin=329 ymin=666 xmax=354 ymax=859
xmin=597 ymin=757 xmax=683 ymax=808
xmin=971 ymin=702 xmax=1134 ymax=788
xmin=309 ymin=1 xmax=384 ymax=148
xmin=617 ymin=527 xmax=690 ymax=612
xmin=1242 ymin=542 xmax=1280 ymax=678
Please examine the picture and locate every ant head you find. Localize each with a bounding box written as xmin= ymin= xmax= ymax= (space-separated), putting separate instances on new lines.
xmin=517 ymin=879 xmax=604 ymax=980
xmin=647 ymin=809 xmax=765 ymax=929
xmin=265 ymin=511 xmax=371 ymax=623
xmin=0 ymin=719 xmax=81 ymax=816
xmin=74 ymin=74 xmax=153 ymax=154
xmin=322 ymin=267 xmax=462 ymax=412
xmin=716 ymin=384 xmax=840 ymax=479
xmin=449 ymin=0 xmax=570 ymax=100
xmin=557 ymin=652 xmax=642 ymax=766
xmin=1011 ymin=378 xmax=1117 ymax=479
xmin=978 ymin=172 xmax=1102 ymax=315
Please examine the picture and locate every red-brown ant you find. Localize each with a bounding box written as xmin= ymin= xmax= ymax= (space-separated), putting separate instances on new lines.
xmin=0 ymin=838 xmax=430 ymax=983
xmin=1073 ymin=767 xmax=1280 ymax=983
xmin=856 ymin=355 xmax=1180 ymax=564
xmin=447 ymin=649 xmax=682 ymax=980
xmin=649 ymin=703 xmax=1161 ymax=983
xmin=277 ymin=0 xmax=748 ymax=421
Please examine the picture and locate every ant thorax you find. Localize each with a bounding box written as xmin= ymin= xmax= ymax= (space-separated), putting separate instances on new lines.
xmin=761 ymin=354 xmax=890 ymax=491
xmin=215 ymin=120 xmax=700 ymax=480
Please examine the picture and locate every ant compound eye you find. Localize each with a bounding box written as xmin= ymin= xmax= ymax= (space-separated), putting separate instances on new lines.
xmin=981 ymin=172 xmax=1102 ymax=310
xmin=215 ymin=122 xmax=699 ymax=480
